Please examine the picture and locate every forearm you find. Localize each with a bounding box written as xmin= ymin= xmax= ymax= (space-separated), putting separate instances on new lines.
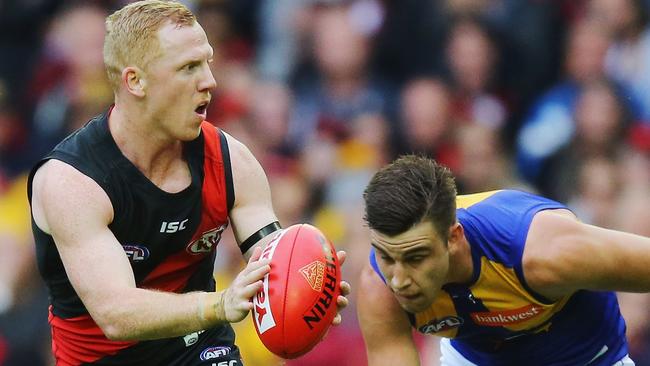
xmin=93 ymin=288 xmax=226 ymax=341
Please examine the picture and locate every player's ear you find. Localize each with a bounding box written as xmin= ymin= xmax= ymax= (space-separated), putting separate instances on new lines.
xmin=447 ymin=222 xmax=463 ymax=251
xmin=122 ymin=66 xmax=146 ymax=97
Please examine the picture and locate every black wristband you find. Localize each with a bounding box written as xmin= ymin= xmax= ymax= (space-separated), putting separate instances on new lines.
xmin=240 ymin=221 xmax=282 ymax=254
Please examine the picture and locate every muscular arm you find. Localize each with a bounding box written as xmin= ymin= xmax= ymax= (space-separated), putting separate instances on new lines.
xmin=524 ymin=210 xmax=650 ymax=300
xmin=358 ymin=264 xmax=420 ymax=366
xmin=224 ymin=133 xmax=280 ymax=260
xmin=31 ymin=160 xmax=269 ymax=341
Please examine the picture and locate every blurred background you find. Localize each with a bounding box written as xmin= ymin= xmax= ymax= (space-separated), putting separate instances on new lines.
xmin=1 ymin=0 xmax=650 ymax=365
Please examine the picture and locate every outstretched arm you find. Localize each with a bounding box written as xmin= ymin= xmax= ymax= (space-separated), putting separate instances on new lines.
xmin=523 ymin=209 xmax=650 ymax=300
xmin=358 ymin=263 xmax=420 ymax=366
xmin=31 ymin=160 xmax=270 ymax=341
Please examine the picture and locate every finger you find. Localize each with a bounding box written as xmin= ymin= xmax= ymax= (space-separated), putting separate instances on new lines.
xmin=240 ymin=281 xmax=264 ymax=299
xmin=243 ymin=257 xmax=271 ymax=274
xmin=339 ymin=281 xmax=351 ymax=296
xmin=242 ymin=300 xmax=255 ymax=311
xmin=332 ymin=313 xmax=342 ymax=326
xmin=244 ymin=264 xmax=271 ymax=284
xmin=336 ymin=250 xmax=347 ymax=266
xmin=336 ymin=295 xmax=349 ymax=309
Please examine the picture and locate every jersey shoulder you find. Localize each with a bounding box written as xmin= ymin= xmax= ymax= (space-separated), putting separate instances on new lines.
xmin=457 ymin=190 xmax=567 ymax=266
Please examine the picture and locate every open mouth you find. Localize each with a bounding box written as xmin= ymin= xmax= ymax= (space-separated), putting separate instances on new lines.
xmin=195 ymin=102 xmax=209 ymax=116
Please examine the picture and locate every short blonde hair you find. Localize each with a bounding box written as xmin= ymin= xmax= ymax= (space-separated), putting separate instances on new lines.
xmin=103 ymin=0 xmax=196 ymax=91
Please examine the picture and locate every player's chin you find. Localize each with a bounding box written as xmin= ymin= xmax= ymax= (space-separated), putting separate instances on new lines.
xmin=397 ymin=296 xmax=429 ymax=313
xmin=177 ymin=125 xmax=202 ymax=141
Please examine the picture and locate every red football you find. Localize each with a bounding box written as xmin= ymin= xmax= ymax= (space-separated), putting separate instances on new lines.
xmin=252 ymin=224 xmax=341 ymax=359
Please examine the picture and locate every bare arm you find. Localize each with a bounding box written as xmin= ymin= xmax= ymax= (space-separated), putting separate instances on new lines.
xmin=524 ymin=209 xmax=650 ymax=300
xmin=224 ymin=132 xmax=350 ymax=323
xmin=358 ymin=264 xmax=420 ymax=366
xmin=31 ymin=160 xmax=269 ymax=341
xmin=224 ymin=133 xmax=280 ymax=260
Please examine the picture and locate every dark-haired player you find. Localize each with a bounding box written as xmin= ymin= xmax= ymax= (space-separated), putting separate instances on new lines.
xmin=358 ymin=155 xmax=648 ymax=365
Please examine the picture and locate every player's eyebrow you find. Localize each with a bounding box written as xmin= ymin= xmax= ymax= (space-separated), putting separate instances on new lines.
xmin=402 ymin=247 xmax=431 ymax=255
xmin=370 ymin=242 xmax=387 ymax=253
xmin=371 ymin=243 xmax=430 ymax=258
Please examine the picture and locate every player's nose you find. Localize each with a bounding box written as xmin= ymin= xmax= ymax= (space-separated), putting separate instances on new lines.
xmin=199 ymin=66 xmax=217 ymax=91
xmin=390 ymin=263 xmax=411 ymax=291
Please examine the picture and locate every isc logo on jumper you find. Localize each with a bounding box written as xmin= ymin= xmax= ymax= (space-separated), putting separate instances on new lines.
xmin=122 ymin=245 xmax=150 ymax=262
xmin=418 ymin=316 xmax=464 ymax=334
xmin=253 ymin=229 xmax=285 ymax=334
xmin=186 ymin=223 xmax=228 ymax=254
xmin=160 ymin=219 xmax=189 ymax=233
xmin=200 ymin=346 xmax=231 ymax=361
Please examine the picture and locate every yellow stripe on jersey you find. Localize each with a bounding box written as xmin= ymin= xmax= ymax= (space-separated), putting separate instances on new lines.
xmin=414 ymin=291 xmax=461 ymax=338
xmin=456 ymin=190 xmax=501 ymax=209
xmin=470 ymin=257 xmax=571 ymax=332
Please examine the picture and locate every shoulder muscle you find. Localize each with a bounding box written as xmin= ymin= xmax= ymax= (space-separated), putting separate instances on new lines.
xmin=31 ymin=159 xmax=113 ymax=236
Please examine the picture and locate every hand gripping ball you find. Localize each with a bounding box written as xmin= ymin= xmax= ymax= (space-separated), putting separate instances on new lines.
xmin=252 ymin=224 xmax=341 ymax=359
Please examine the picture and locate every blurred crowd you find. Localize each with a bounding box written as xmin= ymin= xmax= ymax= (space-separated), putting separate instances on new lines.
xmin=1 ymin=0 xmax=650 ymax=365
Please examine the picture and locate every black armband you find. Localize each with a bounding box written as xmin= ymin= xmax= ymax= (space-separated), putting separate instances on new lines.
xmin=240 ymin=221 xmax=282 ymax=254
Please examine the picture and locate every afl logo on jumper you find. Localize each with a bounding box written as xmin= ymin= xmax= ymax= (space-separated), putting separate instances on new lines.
xmin=122 ymin=245 xmax=150 ymax=262
xmin=418 ymin=316 xmax=464 ymax=334
xmin=187 ymin=223 xmax=228 ymax=254
xmin=199 ymin=346 xmax=232 ymax=361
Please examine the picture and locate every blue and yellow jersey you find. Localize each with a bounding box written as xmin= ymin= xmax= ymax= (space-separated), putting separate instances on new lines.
xmin=370 ymin=190 xmax=628 ymax=365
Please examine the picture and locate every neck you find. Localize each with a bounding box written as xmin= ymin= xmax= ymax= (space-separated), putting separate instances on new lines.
xmin=109 ymin=104 xmax=184 ymax=181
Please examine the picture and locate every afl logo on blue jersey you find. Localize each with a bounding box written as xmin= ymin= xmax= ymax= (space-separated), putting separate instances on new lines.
xmin=418 ymin=316 xmax=464 ymax=334
xmin=122 ymin=245 xmax=150 ymax=262
xmin=187 ymin=223 xmax=229 ymax=254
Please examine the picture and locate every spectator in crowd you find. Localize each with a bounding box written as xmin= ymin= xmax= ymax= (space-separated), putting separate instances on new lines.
xmin=567 ymin=156 xmax=621 ymax=227
xmin=516 ymin=19 xmax=615 ymax=185
xmin=24 ymin=3 xmax=112 ymax=167
xmin=0 ymin=0 xmax=62 ymax=105
xmin=287 ymin=3 xmax=393 ymax=155
xmin=455 ymin=124 xmax=530 ymax=194
xmin=589 ymin=0 xmax=650 ymax=122
xmin=443 ymin=16 xmax=508 ymax=130
xmin=398 ymin=77 xmax=458 ymax=170
xmin=542 ymin=80 xmax=631 ymax=202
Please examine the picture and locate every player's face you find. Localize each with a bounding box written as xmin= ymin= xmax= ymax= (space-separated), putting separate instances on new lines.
xmin=144 ymin=21 xmax=216 ymax=141
xmin=371 ymin=220 xmax=450 ymax=313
